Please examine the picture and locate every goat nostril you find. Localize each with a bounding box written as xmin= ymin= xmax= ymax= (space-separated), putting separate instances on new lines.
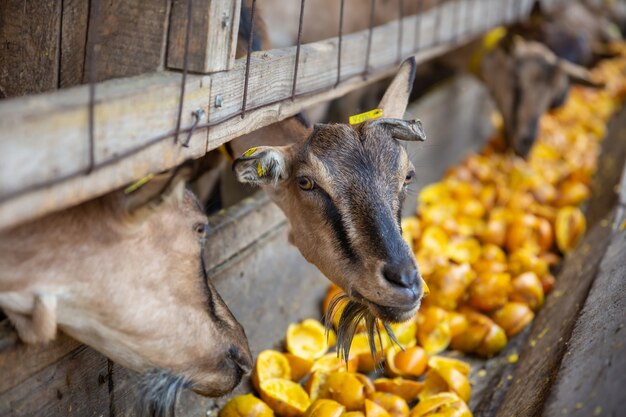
xmin=229 ymin=345 xmax=252 ymax=375
xmin=383 ymin=264 xmax=418 ymax=289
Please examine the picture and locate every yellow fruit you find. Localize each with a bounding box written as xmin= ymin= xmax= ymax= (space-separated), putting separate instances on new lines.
xmin=468 ymin=272 xmax=511 ymax=312
xmin=373 ymin=378 xmax=424 ymax=403
xmin=555 ymin=206 xmax=586 ymax=253
xmin=259 ymin=379 xmax=311 ymax=417
xmin=369 ymin=392 xmax=409 ymax=417
xmin=428 ymin=357 xmax=471 ymax=402
xmin=510 ymin=272 xmax=545 ymax=311
xmin=350 ymin=332 xmax=386 ymax=373
xmin=365 ymin=399 xmax=391 ymax=417
xmin=220 ymin=394 xmax=275 ymax=417
xmin=411 ymin=392 xmax=467 ymax=417
xmin=313 ymin=372 xmax=367 ymax=411
xmin=417 ymin=307 xmax=452 ymax=354
xmin=447 ymin=311 xmax=469 ymax=338
xmin=311 ymin=352 xmax=358 ymax=374
xmin=286 ymin=319 xmax=330 ymax=361
xmin=253 ymin=350 xmax=292 ymax=392
xmin=556 ymin=180 xmax=590 ymax=207
xmin=303 ymin=400 xmax=345 ymax=417
xmin=427 ymin=263 xmax=475 ymax=310
xmin=389 ymin=319 xmax=418 ymax=348
xmin=447 ymin=238 xmax=481 ymax=264
xmin=284 ymin=353 xmax=313 ymax=382
xmin=385 ymin=345 xmax=428 ymax=378
xmin=492 ymin=302 xmax=535 ymax=337
xmin=451 ymin=309 xmax=507 ymax=357
xmin=508 ymin=248 xmax=549 ymax=279
xmin=481 ymin=216 xmax=507 ymax=246
xmin=420 ymin=226 xmax=450 ymax=253
xmin=481 ymin=244 xmax=507 ymax=263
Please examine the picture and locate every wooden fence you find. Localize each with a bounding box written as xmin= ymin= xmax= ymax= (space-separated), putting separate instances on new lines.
xmin=0 ymin=0 xmax=570 ymax=231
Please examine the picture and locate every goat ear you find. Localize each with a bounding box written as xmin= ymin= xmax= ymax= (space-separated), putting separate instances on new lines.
xmin=377 ymin=57 xmax=417 ymax=118
xmin=559 ymin=60 xmax=604 ymax=88
xmin=232 ymin=145 xmax=293 ymax=186
xmin=370 ymin=118 xmax=426 ymax=142
xmin=123 ymin=169 xmax=189 ymax=214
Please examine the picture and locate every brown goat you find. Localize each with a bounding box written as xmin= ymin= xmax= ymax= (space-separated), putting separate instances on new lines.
xmin=232 ymin=58 xmax=426 ymax=329
xmin=0 ymin=173 xmax=252 ymax=416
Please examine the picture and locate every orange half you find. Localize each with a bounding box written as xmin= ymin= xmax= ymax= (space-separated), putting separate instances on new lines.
xmin=286 ymin=319 xmax=330 ymax=361
xmin=259 ymin=378 xmax=311 ymax=417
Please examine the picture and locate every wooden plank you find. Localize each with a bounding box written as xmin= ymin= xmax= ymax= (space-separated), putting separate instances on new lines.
xmin=59 ymin=0 xmax=89 ymax=88
xmin=84 ymin=0 xmax=171 ymax=82
xmin=205 ymin=192 xmax=286 ymax=271
xmin=0 ymin=345 xmax=109 ymax=417
xmin=167 ymin=0 xmax=241 ymax=73
xmin=542 ymin=206 xmax=626 ymax=417
xmin=494 ymin=215 xmax=616 ymax=417
xmin=109 ymin=362 xmax=141 ymax=417
xmin=585 ymin=109 xmax=626 ymax=227
xmin=0 ymin=0 xmax=531 ymax=231
xmin=0 ymin=320 xmax=81 ymax=394
xmin=0 ymin=72 xmax=210 ymax=231
xmin=0 ymin=0 xmax=62 ymax=98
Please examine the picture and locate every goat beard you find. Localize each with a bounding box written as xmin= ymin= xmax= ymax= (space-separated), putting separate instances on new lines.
xmin=137 ymin=369 xmax=189 ymax=417
xmin=323 ymin=294 xmax=402 ymax=370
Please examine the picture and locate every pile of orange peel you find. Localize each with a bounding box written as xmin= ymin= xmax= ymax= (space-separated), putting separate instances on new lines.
xmin=219 ymin=44 xmax=626 ymax=417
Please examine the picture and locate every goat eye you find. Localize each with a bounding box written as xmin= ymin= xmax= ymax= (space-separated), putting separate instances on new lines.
xmin=297 ymin=177 xmax=315 ymax=191
xmin=194 ymin=222 xmax=207 ymax=236
xmin=404 ymin=171 xmax=415 ymax=185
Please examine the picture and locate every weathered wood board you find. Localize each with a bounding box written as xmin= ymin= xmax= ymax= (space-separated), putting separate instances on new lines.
xmin=83 ymin=0 xmax=171 ymax=83
xmin=59 ymin=0 xmax=89 ymax=89
xmin=167 ymin=0 xmax=241 ymax=73
xmin=543 ymin=205 xmax=626 ymax=417
xmin=0 ymin=0 xmax=62 ymax=98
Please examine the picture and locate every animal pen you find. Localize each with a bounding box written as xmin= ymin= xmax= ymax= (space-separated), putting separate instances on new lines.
xmin=1 ymin=0 xmax=625 ymax=416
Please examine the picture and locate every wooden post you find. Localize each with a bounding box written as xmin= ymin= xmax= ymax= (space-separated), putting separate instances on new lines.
xmin=167 ymin=0 xmax=241 ymax=73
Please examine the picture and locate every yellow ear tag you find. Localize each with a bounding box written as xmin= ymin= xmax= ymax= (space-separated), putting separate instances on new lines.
xmin=349 ymin=108 xmax=383 ymax=125
xmin=469 ymin=26 xmax=507 ymax=75
xmin=124 ymin=174 xmax=155 ymax=194
xmin=243 ymin=147 xmax=258 ymax=157
xmin=257 ymin=161 xmax=266 ymax=177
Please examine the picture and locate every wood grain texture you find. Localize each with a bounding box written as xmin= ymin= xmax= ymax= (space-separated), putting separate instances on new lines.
xmin=204 ymin=192 xmax=286 ymax=271
xmin=0 ymin=0 xmax=62 ymax=98
xmin=0 ymin=345 xmax=109 ymax=417
xmin=0 ymin=72 xmax=210 ymax=231
xmin=167 ymin=0 xmax=241 ymax=73
xmin=542 ymin=206 xmax=626 ymax=417
xmin=0 ymin=321 xmax=81 ymax=394
xmin=84 ymin=0 xmax=170 ymax=83
xmin=585 ymin=112 xmax=626 ymax=227
xmin=59 ymin=0 xmax=89 ymax=88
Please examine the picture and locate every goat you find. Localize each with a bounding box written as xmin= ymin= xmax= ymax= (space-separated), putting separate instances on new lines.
xmin=0 ymin=172 xmax=252 ymax=417
xmin=231 ymin=58 xmax=427 ymax=353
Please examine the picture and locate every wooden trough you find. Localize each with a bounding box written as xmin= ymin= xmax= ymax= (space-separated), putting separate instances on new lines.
xmin=1 ymin=0 xmax=625 ymax=416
